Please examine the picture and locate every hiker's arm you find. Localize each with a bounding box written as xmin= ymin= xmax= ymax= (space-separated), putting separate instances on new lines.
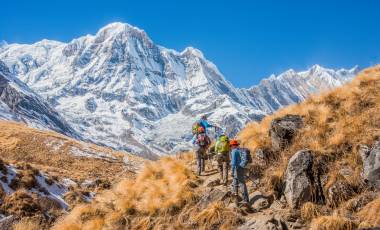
xmin=231 ymin=150 xmax=237 ymax=176
xmin=202 ymin=120 xmax=214 ymax=128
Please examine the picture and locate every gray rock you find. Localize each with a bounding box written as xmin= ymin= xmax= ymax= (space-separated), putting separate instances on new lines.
xmin=239 ymin=214 xmax=288 ymax=230
xmin=0 ymin=215 xmax=17 ymax=230
xmin=206 ymin=179 xmax=221 ymax=187
xmin=269 ymin=115 xmax=303 ymax=151
xmin=250 ymin=191 xmax=270 ymax=211
xmin=359 ymin=142 xmax=380 ymax=187
xmin=197 ymin=188 xmax=231 ymax=209
xmin=284 ymin=150 xmax=314 ymax=209
xmin=326 ymin=180 xmax=355 ymax=207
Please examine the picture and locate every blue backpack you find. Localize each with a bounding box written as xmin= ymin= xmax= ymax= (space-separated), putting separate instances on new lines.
xmin=239 ymin=148 xmax=253 ymax=168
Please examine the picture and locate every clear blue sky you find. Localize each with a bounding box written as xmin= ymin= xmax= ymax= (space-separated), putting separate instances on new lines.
xmin=1 ymin=0 xmax=379 ymax=87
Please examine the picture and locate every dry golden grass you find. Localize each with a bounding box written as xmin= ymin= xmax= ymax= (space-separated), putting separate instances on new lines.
xmin=310 ymin=215 xmax=357 ymax=230
xmin=53 ymin=157 xmax=201 ymax=229
xmin=301 ymin=202 xmax=320 ymax=221
xmin=0 ymin=120 xmax=144 ymax=183
xmin=192 ymin=201 xmax=241 ymax=230
xmin=238 ymin=65 xmax=380 ymax=202
xmin=357 ymin=196 xmax=380 ymax=227
xmin=12 ymin=219 xmax=41 ymax=230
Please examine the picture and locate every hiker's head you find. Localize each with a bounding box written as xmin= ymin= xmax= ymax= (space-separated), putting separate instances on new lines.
xmin=229 ymin=139 xmax=240 ymax=148
xmin=198 ymin=126 xmax=205 ymax=134
xmin=201 ymin=115 xmax=208 ymax=120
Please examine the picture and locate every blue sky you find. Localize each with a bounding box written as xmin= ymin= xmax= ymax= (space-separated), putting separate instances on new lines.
xmin=1 ymin=0 xmax=379 ymax=87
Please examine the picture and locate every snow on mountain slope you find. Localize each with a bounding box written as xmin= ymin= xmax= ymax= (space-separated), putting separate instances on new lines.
xmin=0 ymin=60 xmax=78 ymax=137
xmin=0 ymin=22 xmax=359 ymax=158
xmin=242 ymin=65 xmax=359 ymax=113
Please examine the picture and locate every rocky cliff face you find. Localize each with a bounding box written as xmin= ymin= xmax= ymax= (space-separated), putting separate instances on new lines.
xmin=0 ymin=60 xmax=77 ymax=138
xmin=0 ymin=22 xmax=359 ymax=158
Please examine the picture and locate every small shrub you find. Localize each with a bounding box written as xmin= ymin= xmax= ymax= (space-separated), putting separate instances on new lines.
xmin=301 ymin=202 xmax=320 ymax=221
xmin=310 ymin=215 xmax=357 ymax=230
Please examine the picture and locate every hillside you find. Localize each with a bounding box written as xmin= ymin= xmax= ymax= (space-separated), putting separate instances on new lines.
xmin=238 ymin=65 xmax=380 ymax=228
xmin=0 ymin=120 xmax=144 ymax=228
xmin=14 ymin=65 xmax=375 ymax=230
xmin=0 ymin=22 xmax=358 ymax=158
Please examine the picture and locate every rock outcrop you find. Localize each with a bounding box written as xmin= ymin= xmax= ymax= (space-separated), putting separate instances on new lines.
xmin=359 ymin=142 xmax=380 ymax=188
xmin=238 ymin=214 xmax=288 ymax=230
xmin=284 ymin=150 xmax=314 ymax=209
xmin=269 ymin=115 xmax=303 ymax=151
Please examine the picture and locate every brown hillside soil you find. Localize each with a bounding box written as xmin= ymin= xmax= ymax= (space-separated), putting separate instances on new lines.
xmin=52 ymin=155 xmax=245 ymax=230
xmin=0 ymin=120 xmax=144 ymax=183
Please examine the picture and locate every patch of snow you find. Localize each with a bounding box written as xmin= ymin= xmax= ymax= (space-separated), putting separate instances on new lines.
xmin=34 ymin=174 xmax=68 ymax=209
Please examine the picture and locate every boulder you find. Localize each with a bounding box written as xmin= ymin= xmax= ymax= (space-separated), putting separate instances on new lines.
xmin=250 ymin=191 xmax=270 ymax=211
xmin=269 ymin=115 xmax=303 ymax=151
xmin=238 ymin=214 xmax=288 ymax=230
xmin=284 ymin=150 xmax=314 ymax=209
xmin=197 ymin=188 xmax=231 ymax=209
xmin=359 ymin=142 xmax=380 ymax=187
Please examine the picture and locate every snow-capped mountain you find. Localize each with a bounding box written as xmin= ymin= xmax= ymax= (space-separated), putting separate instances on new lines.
xmin=0 ymin=22 xmax=359 ymax=158
xmin=242 ymin=64 xmax=358 ymax=113
xmin=0 ymin=60 xmax=78 ymax=137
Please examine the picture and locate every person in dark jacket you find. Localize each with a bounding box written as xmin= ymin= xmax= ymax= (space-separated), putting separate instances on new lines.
xmin=230 ymin=139 xmax=249 ymax=204
xmin=192 ymin=126 xmax=211 ymax=175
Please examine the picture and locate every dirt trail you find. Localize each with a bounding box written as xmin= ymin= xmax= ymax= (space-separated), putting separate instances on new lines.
xmin=192 ymin=156 xmax=308 ymax=229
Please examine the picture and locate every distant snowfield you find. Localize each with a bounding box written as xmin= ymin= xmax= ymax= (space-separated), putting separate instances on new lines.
xmin=0 ymin=22 xmax=359 ymax=158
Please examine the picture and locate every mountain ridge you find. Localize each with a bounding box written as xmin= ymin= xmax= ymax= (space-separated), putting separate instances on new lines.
xmin=0 ymin=22 xmax=360 ymax=158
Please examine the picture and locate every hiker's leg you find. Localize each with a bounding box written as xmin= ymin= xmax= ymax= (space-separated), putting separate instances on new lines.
xmin=237 ymin=168 xmax=249 ymax=203
xmin=196 ymin=150 xmax=202 ymax=175
xmin=217 ymin=155 xmax=223 ymax=181
xmin=201 ymin=149 xmax=205 ymax=172
xmin=223 ymin=161 xmax=228 ymax=185
xmin=232 ymin=176 xmax=239 ymax=205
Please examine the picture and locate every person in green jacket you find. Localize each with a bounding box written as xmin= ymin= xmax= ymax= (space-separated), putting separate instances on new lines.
xmin=215 ymin=134 xmax=230 ymax=185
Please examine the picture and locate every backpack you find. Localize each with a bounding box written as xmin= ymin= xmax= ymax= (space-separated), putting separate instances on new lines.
xmin=192 ymin=121 xmax=202 ymax=135
xmin=215 ymin=135 xmax=230 ymax=154
xmin=197 ymin=133 xmax=210 ymax=147
xmin=240 ymin=148 xmax=253 ymax=168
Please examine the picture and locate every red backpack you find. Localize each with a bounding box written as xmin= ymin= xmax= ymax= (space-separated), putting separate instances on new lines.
xmin=197 ymin=133 xmax=210 ymax=147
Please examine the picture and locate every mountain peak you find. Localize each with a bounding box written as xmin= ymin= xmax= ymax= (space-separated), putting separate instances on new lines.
xmin=97 ymin=22 xmax=145 ymax=37
xmin=94 ymin=22 xmax=153 ymax=46
xmin=181 ymin=47 xmax=204 ymax=59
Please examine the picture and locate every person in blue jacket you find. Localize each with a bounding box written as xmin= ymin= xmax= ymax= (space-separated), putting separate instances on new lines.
xmin=198 ymin=115 xmax=216 ymax=135
xmin=230 ymin=139 xmax=249 ymax=204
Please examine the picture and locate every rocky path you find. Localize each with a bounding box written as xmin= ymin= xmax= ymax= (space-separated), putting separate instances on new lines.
xmin=191 ymin=159 xmax=308 ymax=230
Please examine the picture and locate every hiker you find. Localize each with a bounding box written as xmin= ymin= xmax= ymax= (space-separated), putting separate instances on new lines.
xmin=192 ymin=126 xmax=211 ymax=176
xmin=230 ymin=139 xmax=250 ymax=205
xmin=192 ymin=115 xmax=218 ymax=136
xmin=215 ymin=134 xmax=230 ymax=185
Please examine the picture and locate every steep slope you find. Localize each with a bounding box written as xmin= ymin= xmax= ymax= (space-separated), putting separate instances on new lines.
xmin=0 ymin=22 xmax=358 ymax=157
xmin=0 ymin=120 xmax=144 ymax=228
xmin=238 ymin=65 xmax=380 ymax=228
xmin=0 ymin=60 xmax=78 ymax=138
